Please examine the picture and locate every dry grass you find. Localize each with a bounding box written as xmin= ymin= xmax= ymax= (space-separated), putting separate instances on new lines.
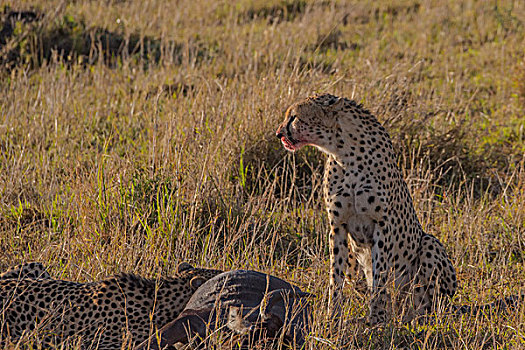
xmin=0 ymin=0 xmax=524 ymax=348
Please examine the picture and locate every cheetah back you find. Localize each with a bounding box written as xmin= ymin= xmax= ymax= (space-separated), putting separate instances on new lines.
xmin=0 ymin=262 xmax=52 ymax=280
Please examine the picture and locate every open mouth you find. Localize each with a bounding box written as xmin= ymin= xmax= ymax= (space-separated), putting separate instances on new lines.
xmin=280 ymin=136 xmax=307 ymax=152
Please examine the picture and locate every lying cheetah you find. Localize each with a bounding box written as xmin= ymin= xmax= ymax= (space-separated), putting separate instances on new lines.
xmin=276 ymin=94 xmax=457 ymax=324
xmin=0 ymin=262 xmax=221 ymax=349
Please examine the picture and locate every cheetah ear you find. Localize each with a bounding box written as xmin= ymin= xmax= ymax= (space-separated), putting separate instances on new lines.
xmin=190 ymin=276 xmax=206 ymax=289
xmin=177 ymin=262 xmax=194 ymax=273
xmin=327 ymin=97 xmax=345 ymax=110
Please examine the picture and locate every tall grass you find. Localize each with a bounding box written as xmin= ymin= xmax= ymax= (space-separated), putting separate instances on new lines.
xmin=0 ymin=0 xmax=524 ymax=348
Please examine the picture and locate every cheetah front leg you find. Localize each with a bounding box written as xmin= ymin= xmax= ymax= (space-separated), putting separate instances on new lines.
xmin=368 ymin=232 xmax=393 ymax=325
xmin=348 ymin=240 xmax=373 ymax=294
xmin=324 ymin=157 xmax=357 ymax=317
xmin=328 ymin=222 xmax=352 ymax=317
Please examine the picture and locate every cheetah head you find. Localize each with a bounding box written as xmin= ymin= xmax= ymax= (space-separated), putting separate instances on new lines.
xmin=175 ymin=262 xmax=222 ymax=290
xmin=276 ymin=94 xmax=341 ymax=153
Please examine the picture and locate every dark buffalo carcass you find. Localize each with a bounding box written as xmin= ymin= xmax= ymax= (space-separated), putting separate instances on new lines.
xmin=136 ymin=270 xmax=312 ymax=349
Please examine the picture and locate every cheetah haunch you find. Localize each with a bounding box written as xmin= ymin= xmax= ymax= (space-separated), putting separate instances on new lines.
xmin=276 ymin=94 xmax=457 ymax=324
xmin=0 ymin=262 xmax=221 ymax=349
xmin=137 ymin=270 xmax=312 ymax=349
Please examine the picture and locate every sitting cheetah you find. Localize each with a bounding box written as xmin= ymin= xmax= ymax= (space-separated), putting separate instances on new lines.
xmin=0 ymin=262 xmax=221 ymax=349
xmin=276 ymin=94 xmax=457 ymax=324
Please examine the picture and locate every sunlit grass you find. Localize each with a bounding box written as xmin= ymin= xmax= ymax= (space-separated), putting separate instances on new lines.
xmin=0 ymin=0 xmax=524 ymax=348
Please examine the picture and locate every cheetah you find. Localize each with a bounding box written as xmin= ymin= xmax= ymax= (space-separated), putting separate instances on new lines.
xmin=0 ymin=262 xmax=51 ymax=280
xmin=276 ymin=93 xmax=457 ymax=324
xmin=0 ymin=262 xmax=221 ymax=349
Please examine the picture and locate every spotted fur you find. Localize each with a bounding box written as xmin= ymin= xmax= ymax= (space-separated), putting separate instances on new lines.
xmin=276 ymin=94 xmax=457 ymax=324
xmin=0 ymin=262 xmax=221 ymax=349
xmin=0 ymin=262 xmax=51 ymax=280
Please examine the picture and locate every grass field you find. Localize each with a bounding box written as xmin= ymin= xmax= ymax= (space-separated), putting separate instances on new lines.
xmin=0 ymin=0 xmax=524 ymax=348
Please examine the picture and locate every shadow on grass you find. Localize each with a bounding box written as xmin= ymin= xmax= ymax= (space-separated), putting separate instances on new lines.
xmin=0 ymin=7 xmax=217 ymax=71
xmin=232 ymin=136 xmax=323 ymax=201
xmin=243 ymin=0 xmax=307 ymax=24
xmin=216 ymin=0 xmax=309 ymax=25
xmin=344 ymin=316 xmax=512 ymax=349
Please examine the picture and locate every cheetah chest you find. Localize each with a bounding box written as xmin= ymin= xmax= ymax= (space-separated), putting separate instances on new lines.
xmin=323 ymin=170 xmax=375 ymax=247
